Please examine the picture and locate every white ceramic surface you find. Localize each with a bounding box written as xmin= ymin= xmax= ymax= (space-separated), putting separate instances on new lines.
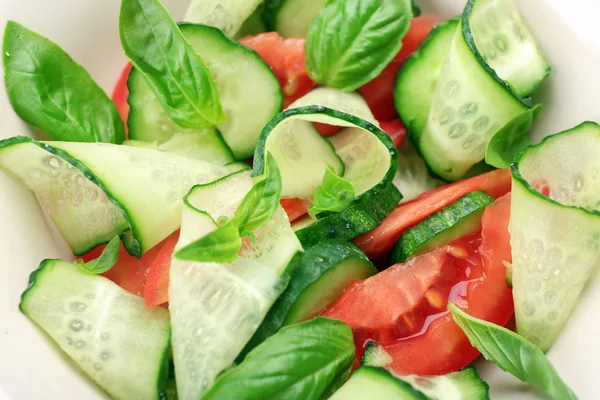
xmin=1 ymin=0 xmax=599 ymax=399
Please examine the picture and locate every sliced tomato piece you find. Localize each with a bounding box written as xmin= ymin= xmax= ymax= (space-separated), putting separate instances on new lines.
xmin=355 ymin=168 xmax=511 ymax=259
xmin=79 ymin=239 xmax=161 ymax=298
xmin=144 ymin=231 xmax=180 ymax=307
xmin=379 ymin=119 xmax=407 ymax=148
xmin=323 ymin=194 xmax=513 ymax=375
xmin=313 ymin=123 xmax=342 ymax=137
xmin=240 ymin=32 xmax=317 ymax=108
xmin=112 ymin=62 xmax=133 ymax=126
xmin=359 ymin=16 xmax=440 ymax=120
xmin=280 ymin=198 xmax=308 ymax=222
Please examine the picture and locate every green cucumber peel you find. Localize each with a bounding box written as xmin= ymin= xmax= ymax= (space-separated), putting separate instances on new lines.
xmin=449 ymin=303 xmax=577 ymax=400
xmin=305 ymin=0 xmax=413 ymax=91
xmin=3 ymin=21 xmax=125 ymax=144
xmin=119 ymin=0 xmax=225 ymax=129
xmin=308 ymin=165 xmax=356 ymax=219
xmin=176 ymin=153 xmax=282 ymax=262
xmin=203 ymin=317 xmax=355 ymax=400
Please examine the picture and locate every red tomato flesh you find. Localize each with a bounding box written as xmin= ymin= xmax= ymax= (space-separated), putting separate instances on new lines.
xmin=355 ymin=169 xmax=512 ymax=260
xmin=144 ymin=231 xmax=180 ymax=307
xmin=359 ymin=16 xmax=440 ymax=120
xmin=323 ymin=194 xmax=513 ymax=375
xmin=379 ymin=119 xmax=407 ymax=148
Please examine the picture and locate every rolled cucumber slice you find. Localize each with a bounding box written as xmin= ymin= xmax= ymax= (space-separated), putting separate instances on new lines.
xmin=240 ymin=240 xmax=377 ymax=358
xmin=0 ymin=137 xmax=225 ymax=256
xmin=128 ymin=24 xmax=282 ymax=160
xmin=393 ymin=139 xmax=443 ymax=202
xmin=254 ymin=88 xmax=400 ymax=246
xmin=20 ymin=259 xmax=170 ymax=400
xmin=263 ymin=0 xmax=328 ymax=38
xmin=510 ymin=121 xmax=600 ymax=350
xmin=361 ymin=344 xmax=490 ymax=400
xmin=466 ymin=0 xmax=550 ymax=97
xmin=389 ymin=191 xmax=494 ymax=264
xmin=123 ymin=130 xmax=234 ymax=166
xmin=169 ymin=171 xmax=302 ymax=399
xmin=183 ymin=0 xmax=262 ymax=37
xmin=329 ymin=367 xmax=427 ymax=400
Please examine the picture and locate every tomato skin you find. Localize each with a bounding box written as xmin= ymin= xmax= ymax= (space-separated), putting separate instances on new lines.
xmin=379 ymin=119 xmax=407 ymax=148
xmin=355 ymin=168 xmax=512 ymax=259
xmin=240 ymin=32 xmax=317 ymax=108
xmin=358 ymin=16 xmax=440 ymax=120
xmin=112 ymin=62 xmax=132 ymax=126
xmin=80 ymin=240 xmax=161 ymax=298
xmin=144 ymin=231 xmax=180 ymax=307
xmin=384 ymin=194 xmax=513 ymax=375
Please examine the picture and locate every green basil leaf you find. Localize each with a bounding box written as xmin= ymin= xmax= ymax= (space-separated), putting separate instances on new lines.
xmin=119 ymin=0 xmax=225 ymax=129
xmin=203 ymin=317 xmax=355 ymax=400
xmin=305 ymin=0 xmax=413 ymax=91
xmin=175 ymin=222 xmax=242 ymax=263
xmin=308 ymin=165 xmax=355 ymax=219
xmin=233 ymin=179 xmax=266 ymax=228
xmin=3 ymin=21 xmax=125 ymax=144
xmin=244 ymin=153 xmax=282 ymax=231
xmin=75 ymin=236 xmax=121 ymax=274
xmin=448 ymin=303 xmax=577 ymax=400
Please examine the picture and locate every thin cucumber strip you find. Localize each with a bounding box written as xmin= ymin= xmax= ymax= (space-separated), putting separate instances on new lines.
xmin=254 ymin=88 xmax=400 ymax=245
xmin=361 ymin=344 xmax=490 ymax=399
xmin=20 ymin=259 xmax=170 ymax=400
xmin=123 ymin=130 xmax=234 ymax=166
xmin=263 ymin=0 xmax=328 ymax=37
xmin=183 ymin=0 xmax=262 ymax=37
xmin=128 ymin=24 xmax=282 ymax=160
xmin=169 ymin=171 xmax=302 ymax=399
xmin=395 ymin=19 xmax=459 ymax=143
xmin=393 ymin=139 xmax=443 ymax=202
xmin=0 ymin=137 xmax=225 ymax=256
xmin=234 ymin=4 xmax=267 ymax=39
xmin=466 ymin=0 xmax=550 ymax=96
xmin=389 ymin=191 xmax=494 ymax=264
xmin=329 ymin=367 xmax=427 ymax=400
xmin=510 ymin=121 xmax=600 ymax=350
xmin=240 ymin=240 xmax=376 ymax=358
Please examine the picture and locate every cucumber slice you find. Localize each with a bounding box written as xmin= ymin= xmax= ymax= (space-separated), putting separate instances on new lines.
xmin=466 ymin=0 xmax=550 ymax=96
xmin=510 ymin=121 xmax=600 ymax=350
xmin=254 ymin=88 xmax=400 ymax=246
xmin=263 ymin=0 xmax=328 ymax=38
xmin=0 ymin=137 xmax=225 ymax=256
xmin=389 ymin=191 xmax=494 ymax=264
xmin=123 ymin=130 xmax=234 ymax=166
xmin=393 ymin=139 xmax=443 ymax=202
xmin=222 ymin=161 xmax=251 ymax=174
xmin=396 ymin=19 xmax=459 ymax=143
xmin=234 ymin=4 xmax=267 ymax=39
xmin=183 ymin=0 xmax=262 ymax=37
xmin=240 ymin=240 xmax=377 ymax=358
xmin=329 ymin=367 xmax=427 ymax=400
xmin=169 ymin=171 xmax=302 ymax=399
xmin=20 ymin=259 xmax=170 ymax=400
xmin=128 ymin=24 xmax=282 ymax=160
xmin=361 ymin=344 xmax=490 ymax=399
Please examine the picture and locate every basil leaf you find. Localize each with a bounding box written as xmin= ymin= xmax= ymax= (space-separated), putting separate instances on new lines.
xmin=119 ymin=0 xmax=225 ymax=129
xmin=305 ymin=0 xmax=413 ymax=91
xmin=75 ymin=236 xmax=121 ymax=274
xmin=448 ymin=303 xmax=577 ymax=400
xmin=203 ymin=317 xmax=355 ymax=400
xmin=244 ymin=153 xmax=282 ymax=231
xmin=308 ymin=166 xmax=355 ymax=219
xmin=3 ymin=21 xmax=125 ymax=144
xmin=175 ymin=222 xmax=242 ymax=263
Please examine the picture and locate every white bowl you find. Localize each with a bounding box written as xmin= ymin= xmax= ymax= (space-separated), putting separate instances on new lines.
xmin=1 ymin=0 xmax=599 ymax=398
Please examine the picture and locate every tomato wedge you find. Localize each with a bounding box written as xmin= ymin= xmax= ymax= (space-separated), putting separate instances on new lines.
xmin=358 ymin=16 xmax=440 ymax=120
xmin=355 ymin=168 xmax=511 ymax=259
xmin=280 ymin=198 xmax=308 ymax=222
xmin=112 ymin=62 xmax=132 ymax=126
xmin=80 ymin=239 xmax=161 ymax=298
xmin=379 ymin=119 xmax=407 ymax=148
xmin=144 ymin=231 xmax=180 ymax=307
xmin=324 ymin=194 xmax=513 ymax=375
